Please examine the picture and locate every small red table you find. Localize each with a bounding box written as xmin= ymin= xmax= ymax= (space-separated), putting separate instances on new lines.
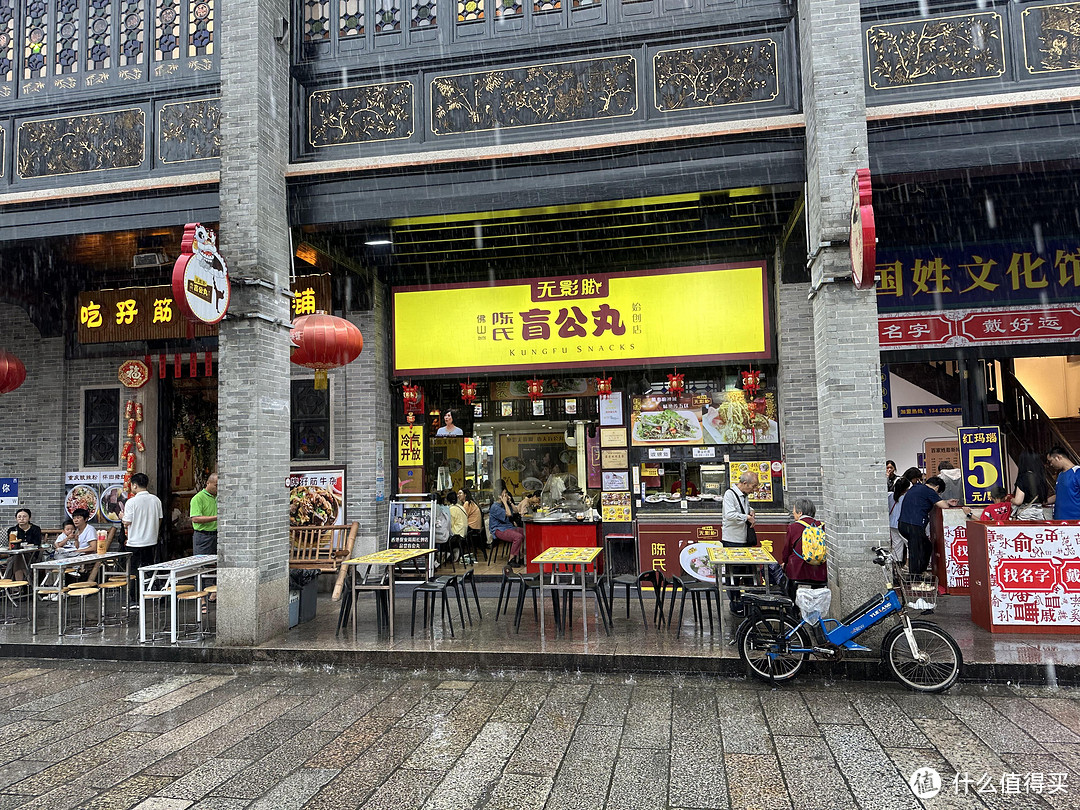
xmin=523 ymin=520 xmax=602 ymax=575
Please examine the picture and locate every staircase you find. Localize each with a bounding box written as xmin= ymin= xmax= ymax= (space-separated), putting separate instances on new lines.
xmin=996 ymin=369 xmax=1080 ymax=495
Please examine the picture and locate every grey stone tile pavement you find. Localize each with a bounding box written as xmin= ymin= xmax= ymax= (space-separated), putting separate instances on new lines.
xmin=0 ymin=658 xmax=1076 ymax=809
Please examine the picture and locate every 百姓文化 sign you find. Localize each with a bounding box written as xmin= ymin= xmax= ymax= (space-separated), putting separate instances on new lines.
xmin=391 ymin=263 xmax=770 ymax=376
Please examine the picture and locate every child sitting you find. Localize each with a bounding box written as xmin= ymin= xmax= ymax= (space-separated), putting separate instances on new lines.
xmin=980 ymin=487 xmax=1012 ymax=522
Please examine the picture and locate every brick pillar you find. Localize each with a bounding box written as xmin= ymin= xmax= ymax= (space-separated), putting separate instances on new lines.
xmin=775 ymin=280 xmax=822 ymax=508
xmin=799 ymin=0 xmax=888 ymax=612
xmin=216 ymin=0 xmax=292 ymax=644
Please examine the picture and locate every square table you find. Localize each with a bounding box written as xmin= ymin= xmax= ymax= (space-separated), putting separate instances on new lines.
xmin=138 ymin=555 xmax=218 ymax=644
xmin=707 ymin=544 xmax=776 ymax=641
xmin=31 ymin=551 xmax=132 ymax=637
xmin=345 ymin=548 xmax=436 ymax=641
xmin=1 ymin=545 xmax=42 ymax=580
xmin=531 ymin=546 xmax=604 ymax=641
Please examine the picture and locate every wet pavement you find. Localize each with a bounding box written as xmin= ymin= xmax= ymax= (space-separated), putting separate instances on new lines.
xmin=0 ymin=657 xmax=1078 ymax=809
xmin=2 ymin=586 xmax=1079 ymax=686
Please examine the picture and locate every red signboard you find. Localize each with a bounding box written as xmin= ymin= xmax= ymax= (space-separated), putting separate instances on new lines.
xmin=880 ymin=305 xmax=1080 ymax=350
xmin=850 ymin=169 xmax=876 ymax=290
xmin=994 ymin=559 xmax=1057 ymax=593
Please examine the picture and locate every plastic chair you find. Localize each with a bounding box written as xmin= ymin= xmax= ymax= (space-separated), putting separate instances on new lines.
xmin=461 ymin=569 xmax=482 ymax=622
xmin=495 ymin=565 xmax=538 ymax=621
xmin=64 ymin=586 xmax=102 ymax=636
xmin=667 ymin=576 xmax=716 ymax=638
xmin=551 ymin=570 xmax=612 ymax=636
xmin=411 ymin=580 xmax=455 ymax=638
xmin=0 ymin=580 xmax=29 ymax=625
xmin=434 ymin=574 xmax=469 ymax=628
xmin=604 ymin=570 xmax=667 ymax=628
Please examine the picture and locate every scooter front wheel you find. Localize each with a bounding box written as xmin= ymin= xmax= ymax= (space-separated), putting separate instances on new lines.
xmin=882 ymin=620 xmax=962 ymax=693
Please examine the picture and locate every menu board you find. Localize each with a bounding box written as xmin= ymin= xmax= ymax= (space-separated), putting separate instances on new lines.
xmin=64 ymin=470 xmax=126 ymax=523
xmin=728 ymin=461 xmax=773 ymax=502
xmin=601 ymin=491 xmax=632 ymax=522
xmin=287 ymin=467 xmax=346 ymax=527
xmin=630 ymin=390 xmax=778 ymax=447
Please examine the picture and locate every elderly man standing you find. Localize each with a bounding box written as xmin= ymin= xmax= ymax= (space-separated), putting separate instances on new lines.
xmin=721 ymin=471 xmax=759 ymax=614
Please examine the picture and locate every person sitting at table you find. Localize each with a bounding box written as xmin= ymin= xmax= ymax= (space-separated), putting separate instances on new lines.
xmin=52 ymin=519 xmax=80 ymax=557
xmin=6 ymin=507 xmax=43 ymax=548
xmin=69 ymin=509 xmax=98 ymax=553
xmin=517 ymin=491 xmax=541 ymax=519
xmin=490 ymin=487 xmax=526 ymax=567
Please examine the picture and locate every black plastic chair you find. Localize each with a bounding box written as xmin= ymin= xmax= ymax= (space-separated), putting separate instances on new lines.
xmin=667 ymin=575 xmax=716 ymax=638
xmin=411 ymin=579 xmax=456 ymax=638
xmin=496 ymin=565 xmax=538 ymax=622
xmin=434 ymin=574 xmax=469 ymax=628
xmin=460 ymin=569 xmax=482 ymax=623
xmin=550 ymin=569 xmax=612 ymax=636
xmin=604 ymin=569 xmax=667 ymax=628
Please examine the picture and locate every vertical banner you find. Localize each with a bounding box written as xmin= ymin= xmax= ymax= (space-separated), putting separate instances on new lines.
xmin=388 ymin=500 xmax=436 ymax=550
xmin=881 ymin=364 xmax=893 ymax=419
xmin=398 ymin=426 xmax=424 ymax=467
xmin=957 ymin=427 xmax=1005 ymax=506
xmin=375 ymin=441 xmax=386 ymax=503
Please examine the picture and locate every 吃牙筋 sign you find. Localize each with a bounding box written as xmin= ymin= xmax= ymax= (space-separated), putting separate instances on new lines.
xmin=958 ymin=427 xmax=1005 ymax=506
xmin=77 ymin=276 xmax=331 ymax=345
xmin=392 ymin=263 xmax=770 ymax=376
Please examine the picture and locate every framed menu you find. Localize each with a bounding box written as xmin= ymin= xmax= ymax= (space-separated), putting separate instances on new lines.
xmin=601 ymin=448 xmax=628 ymax=469
xmin=600 ymin=427 xmax=626 ymax=448
xmin=599 ymin=393 xmax=623 ymax=426
xmin=601 ymin=491 xmax=632 ymax=522
xmin=602 ymin=471 xmax=629 ymax=491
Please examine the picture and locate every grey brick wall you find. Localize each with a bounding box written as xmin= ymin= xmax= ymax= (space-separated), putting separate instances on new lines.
xmin=215 ymin=0 xmax=293 ymax=645
xmin=799 ymin=0 xmax=888 ymax=613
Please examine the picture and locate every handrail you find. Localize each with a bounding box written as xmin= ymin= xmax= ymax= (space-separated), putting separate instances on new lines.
xmin=997 ymin=369 xmax=1078 ymax=473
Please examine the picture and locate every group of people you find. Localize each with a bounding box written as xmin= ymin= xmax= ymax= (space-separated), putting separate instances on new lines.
xmin=432 ymin=487 xmax=486 ymax=565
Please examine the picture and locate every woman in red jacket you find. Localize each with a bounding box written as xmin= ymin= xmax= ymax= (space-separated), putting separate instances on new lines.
xmin=777 ymin=497 xmax=828 ymax=598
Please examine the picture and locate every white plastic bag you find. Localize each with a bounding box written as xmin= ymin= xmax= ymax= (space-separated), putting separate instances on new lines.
xmin=795 ymin=587 xmax=832 ymax=625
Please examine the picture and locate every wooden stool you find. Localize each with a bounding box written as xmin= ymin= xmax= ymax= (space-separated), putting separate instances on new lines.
xmin=0 ymin=580 xmax=29 ymax=625
xmin=177 ymin=590 xmax=210 ymax=643
xmin=64 ymin=587 xmax=102 ymax=636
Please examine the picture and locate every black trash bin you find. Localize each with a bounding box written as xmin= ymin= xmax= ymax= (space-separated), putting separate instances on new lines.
xmin=289 ymin=569 xmax=321 ymax=627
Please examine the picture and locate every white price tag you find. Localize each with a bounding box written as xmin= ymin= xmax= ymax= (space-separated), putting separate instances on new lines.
xmin=692 ymin=447 xmax=716 ymax=459
xmin=648 ymin=448 xmax=671 ymax=460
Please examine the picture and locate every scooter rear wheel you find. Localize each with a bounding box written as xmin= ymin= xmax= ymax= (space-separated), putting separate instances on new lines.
xmin=736 ymin=611 xmax=811 ymax=684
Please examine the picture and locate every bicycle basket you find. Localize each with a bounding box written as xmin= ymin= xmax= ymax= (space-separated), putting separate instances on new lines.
xmin=898 ymin=573 xmax=938 ymax=611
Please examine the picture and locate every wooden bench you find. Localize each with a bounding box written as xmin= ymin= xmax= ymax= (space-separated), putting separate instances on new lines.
xmin=289 ymin=523 xmax=359 ymax=575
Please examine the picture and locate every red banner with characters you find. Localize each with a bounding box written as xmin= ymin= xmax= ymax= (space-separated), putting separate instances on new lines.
xmin=880 ymin=305 xmax=1080 ymax=350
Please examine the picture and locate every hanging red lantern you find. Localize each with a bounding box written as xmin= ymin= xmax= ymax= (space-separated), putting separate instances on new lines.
xmin=0 ymin=351 xmax=26 ymax=395
xmin=526 ymin=378 xmax=544 ymax=402
xmin=667 ymin=373 xmax=684 ymax=396
xmin=460 ymin=380 xmax=478 ymax=406
xmin=596 ymin=376 xmax=613 ymax=396
xmin=402 ymin=383 xmax=422 ymax=412
xmin=290 ymin=312 xmax=364 ymax=390
xmin=406 ymin=412 xmax=416 ymax=425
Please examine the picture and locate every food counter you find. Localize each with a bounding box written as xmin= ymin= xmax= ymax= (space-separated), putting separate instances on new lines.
xmin=637 ymin=515 xmax=786 ymax=584
xmin=967 ymin=519 xmax=1080 ymax=634
xmin=523 ymin=518 xmax=602 ymax=575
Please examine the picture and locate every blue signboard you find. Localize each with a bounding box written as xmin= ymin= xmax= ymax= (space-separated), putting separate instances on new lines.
xmin=876 ymin=242 xmax=1080 ymax=313
xmin=957 ymin=427 xmax=1005 ymax=506
xmin=881 ymin=365 xmax=893 ymax=419
xmin=0 ymin=478 xmax=17 ymax=506
xmin=896 ymin=405 xmax=963 ymax=418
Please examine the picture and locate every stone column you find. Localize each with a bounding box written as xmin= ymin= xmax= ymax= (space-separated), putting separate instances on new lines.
xmin=215 ymin=0 xmax=293 ymax=644
xmin=799 ymin=0 xmax=888 ymax=612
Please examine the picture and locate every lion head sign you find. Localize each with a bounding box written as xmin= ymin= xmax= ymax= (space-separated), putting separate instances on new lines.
xmin=171 ymin=223 xmax=230 ymax=325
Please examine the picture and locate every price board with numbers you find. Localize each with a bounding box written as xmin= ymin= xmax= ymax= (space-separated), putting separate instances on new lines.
xmin=957 ymin=426 xmax=1005 ymax=507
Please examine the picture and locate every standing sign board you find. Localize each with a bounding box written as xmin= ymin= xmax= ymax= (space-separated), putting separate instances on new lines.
xmin=388 ymin=499 xmax=437 ymax=577
xmin=957 ymin=427 xmax=1005 ymax=507
xmin=0 ymin=478 xmax=17 ymax=506
xmin=287 ymin=468 xmax=346 ymax=527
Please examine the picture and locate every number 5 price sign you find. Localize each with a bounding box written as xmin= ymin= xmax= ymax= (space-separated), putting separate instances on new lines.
xmin=957 ymin=426 xmax=1005 ymax=507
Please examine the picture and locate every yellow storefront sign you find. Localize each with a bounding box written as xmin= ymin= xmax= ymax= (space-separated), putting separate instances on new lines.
xmin=392 ymin=263 xmax=769 ymax=376
xmin=398 ymin=426 xmax=424 ymax=467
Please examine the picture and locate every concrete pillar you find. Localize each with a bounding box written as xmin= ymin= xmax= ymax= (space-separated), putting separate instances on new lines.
xmin=215 ymin=0 xmax=293 ymax=644
xmin=799 ymin=0 xmax=888 ymax=612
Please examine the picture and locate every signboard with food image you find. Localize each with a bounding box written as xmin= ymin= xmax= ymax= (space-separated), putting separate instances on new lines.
xmin=64 ymin=470 xmax=126 ymax=523
xmin=729 ymin=461 xmax=774 ymax=502
xmin=630 ymin=389 xmax=778 ymax=447
xmin=288 ymin=468 xmax=346 ymax=527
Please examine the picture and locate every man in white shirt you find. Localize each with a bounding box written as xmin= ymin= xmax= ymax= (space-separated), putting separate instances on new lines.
xmin=123 ymin=473 xmax=162 ymax=606
xmin=721 ymin=472 xmax=759 ymax=615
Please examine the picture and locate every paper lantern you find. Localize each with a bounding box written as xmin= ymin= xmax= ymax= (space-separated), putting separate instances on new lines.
xmin=460 ymin=380 xmax=478 ymax=406
xmin=526 ymin=379 xmax=544 ymax=402
xmin=596 ymin=377 xmax=613 ymax=396
xmin=666 ymin=373 xmax=684 ymax=396
xmin=290 ymin=312 xmax=364 ymax=390
xmin=0 ymin=351 xmax=26 ymax=395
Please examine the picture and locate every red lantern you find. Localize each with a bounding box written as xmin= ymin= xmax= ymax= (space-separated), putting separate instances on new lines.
xmin=406 ymin=412 xmax=416 ymax=425
xmin=290 ymin=312 xmax=364 ymax=390
xmin=667 ymin=373 xmax=684 ymax=396
xmin=596 ymin=377 xmax=613 ymax=396
xmin=460 ymin=380 xmax=478 ymax=406
xmin=526 ymin=379 xmax=544 ymax=402
xmin=0 ymin=351 xmax=26 ymax=395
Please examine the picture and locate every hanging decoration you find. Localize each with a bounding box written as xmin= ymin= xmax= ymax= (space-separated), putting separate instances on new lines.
xmin=0 ymin=351 xmax=26 ymax=395
xmin=526 ymin=378 xmax=544 ymax=402
xmin=741 ymin=368 xmax=762 ymax=399
xmin=289 ymin=311 xmax=364 ymax=390
xmin=460 ymin=380 xmax=478 ymax=406
xmin=406 ymin=412 xmax=416 ymax=425
xmin=171 ymin=222 xmax=231 ymax=325
xmin=741 ymin=367 xmax=767 ymax=445
xmin=666 ymin=372 xmax=685 ymax=396
xmin=403 ymin=382 xmax=422 ymax=411
xmin=118 ymin=359 xmax=150 ymax=389
xmin=596 ymin=376 xmax=613 ymax=397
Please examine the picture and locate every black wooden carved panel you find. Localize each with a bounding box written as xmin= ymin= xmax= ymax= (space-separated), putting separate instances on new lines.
xmin=17 ymin=108 xmax=145 ymax=179
xmin=1022 ymin=2 xmax=1080 ymax=73
xmin=865 ymin=12 xmax=1006 ymax=90
xmin=653 ymin=38 xmax=778 ymax=112
xmin=430 ymin=55 xmax=637 ymax=135
xmin=307 ymin=81 xmax=414 ymax=147
xmin=158 ymin=98 xmax=221 ymax=164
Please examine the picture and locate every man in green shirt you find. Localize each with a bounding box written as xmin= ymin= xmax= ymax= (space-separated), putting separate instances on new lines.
xmin=190 ymin=473 xmax=218 ymax=555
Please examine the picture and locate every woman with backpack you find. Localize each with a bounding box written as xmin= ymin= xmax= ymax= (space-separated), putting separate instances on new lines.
xmin=779 ymin=497 xmax=827 ymax=598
